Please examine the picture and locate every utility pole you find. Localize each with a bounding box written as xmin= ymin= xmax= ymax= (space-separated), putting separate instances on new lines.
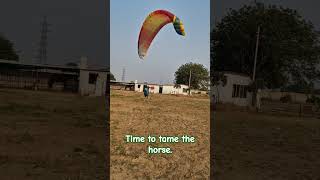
xmin=252 ymin=25 xmax=260 ymax=106
xmin=252 ymin=26 xmax=260 ymax=81
xmin=188 ymin=69 xmax=192 ymax=95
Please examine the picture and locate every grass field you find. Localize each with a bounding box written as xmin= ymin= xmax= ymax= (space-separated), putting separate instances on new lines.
xmin=213 ymin=107 xmax=320 ymax=180
xmin=2 ymin=87 xmax=319 ymax=179
xmin=0 ymin=88 xmax=107 ymax=180
xmin=110 ymin=90 xmax=210 ymax=179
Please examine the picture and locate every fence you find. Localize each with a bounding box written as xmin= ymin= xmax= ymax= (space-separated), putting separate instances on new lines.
xmin=260 ymin=101 xmax=320 ymax=117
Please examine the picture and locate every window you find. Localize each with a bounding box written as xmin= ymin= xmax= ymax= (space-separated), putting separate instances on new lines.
xmin=239 ymin=86 xmax=244 ymax=98
xmin=232 ymin=84 xmax=248 ymax=99
xmin=232 ymin=84 xmax=236 ymax=97
xmin=183 ymin=88 xmax=188 ymax=93
xmin=89 ymin=73 xmax=98 ymax=84
xmin=138 ymin=85 xmax=141 ymax=88
xmin=235 ymin=85 xmax=240 ymax=97
xmin=242 ymin=86 xmax=248 ymax=98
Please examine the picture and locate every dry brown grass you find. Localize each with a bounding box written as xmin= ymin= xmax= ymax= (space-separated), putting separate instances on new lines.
xmin=110 ymin=90 xmax=210 ymax=179
xmin=213 ymin=106 xmax=320 ymax=180
xmin=0 ymin=88 xmax=107 ymax=180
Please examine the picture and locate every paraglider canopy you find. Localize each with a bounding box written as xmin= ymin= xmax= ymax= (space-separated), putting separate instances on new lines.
xmin=138 ymin=10 xmax=186 ymax=59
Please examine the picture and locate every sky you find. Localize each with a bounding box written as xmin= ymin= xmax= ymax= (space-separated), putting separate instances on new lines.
xmin=1 ymin=0 xmax=320 ymax=83
xmin=0 ymin=0 xmax=107 ymax=66
xmin=110 ymin=0 xmax=210 ymax=84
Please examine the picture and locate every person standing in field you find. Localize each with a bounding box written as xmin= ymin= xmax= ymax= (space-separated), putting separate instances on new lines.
xmin=143 ymin=85 xmax=150 ymax=99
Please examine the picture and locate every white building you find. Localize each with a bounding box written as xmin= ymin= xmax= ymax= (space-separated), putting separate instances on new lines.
xmin=134 ymin=81 xmax=189 ymax=95
xmin=190 ymin=89 xmax=208 ymax=95
xmin=162 ymin=84 xmax=189 ymax=95
xmin=78 ymin=57 xmax=107 ymax=96
xmin=212 ymin=71 xmax=252 ymax=106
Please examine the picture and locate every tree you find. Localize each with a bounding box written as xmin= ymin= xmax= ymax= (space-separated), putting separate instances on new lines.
xmin=175 ymin=62 xmax=209 ymax=90
xmin=211 ymin=3 xmax=320 ymax=90
xmin=0 ymin=34 xmax=19 ymax=61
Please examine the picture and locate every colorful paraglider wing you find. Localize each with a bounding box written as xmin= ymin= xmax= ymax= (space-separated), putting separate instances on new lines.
xmin=138 ymin=10 xmax=185 ymax=59
xmin=173 ymin=16 xmax=185 ymax=36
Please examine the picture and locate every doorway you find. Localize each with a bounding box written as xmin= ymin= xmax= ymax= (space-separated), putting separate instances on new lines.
xmin=159 ymin=86 xmax=163 ymax=94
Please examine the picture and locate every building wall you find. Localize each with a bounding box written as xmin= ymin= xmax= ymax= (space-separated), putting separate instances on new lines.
xmin=134 ymin=84 xmax=160 ymax=93
xmin=79 ymin=70 xmax=107 ymax=96
xmin=212 ymin=73 xmax=252 ymax=106
xmin=78 ymin=57 xmax=107 ymax=96
xmin=135 ymin=83 xmax=144 ymax=92
xmin=134 ymin=83 xmax=189 ymax=95
xmin=162 ymin=85 xmax=173 ymax=94
xmin=148 ymin=85 xmax=159 ymax=94
xmin=95 ymin=72 xmax=107 ymax=96
xmin=79 ymin=57 xmax=90 ymax=95
xmin=161 ymin=85 xmax=189 ymax=95
xmin=190 ymin=89 xmax=208 ymax=95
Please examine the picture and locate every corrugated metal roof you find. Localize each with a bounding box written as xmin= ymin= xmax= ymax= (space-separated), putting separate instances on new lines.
xmin=0 ymin=59 xmax=108 ymax=72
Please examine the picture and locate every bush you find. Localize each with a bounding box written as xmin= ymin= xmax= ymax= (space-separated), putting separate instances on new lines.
xmin=306 ymin=96 xmax=315 ymax=104
xmin=306 ymin=95 xmax=320 ymax=105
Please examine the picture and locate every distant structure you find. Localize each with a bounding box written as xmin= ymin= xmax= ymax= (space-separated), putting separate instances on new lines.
xmin=109 ymin=80 xmax=208 ymax=96
xmin=0 ymin=56 xmax=108 ymax=97
xmin=121 ymin=67 xmax=126 ymax=82
xmin=211 ymin=71 xmax=252 ymax=106
xmin=37 ymin=16 xmax=51 ymax=64
xmin=134 ymin=82 xmax=190 ymax=95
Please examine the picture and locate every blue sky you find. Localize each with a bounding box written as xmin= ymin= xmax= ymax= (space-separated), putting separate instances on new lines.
xmin=110 ymin=0 xmax=210 ymax=84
